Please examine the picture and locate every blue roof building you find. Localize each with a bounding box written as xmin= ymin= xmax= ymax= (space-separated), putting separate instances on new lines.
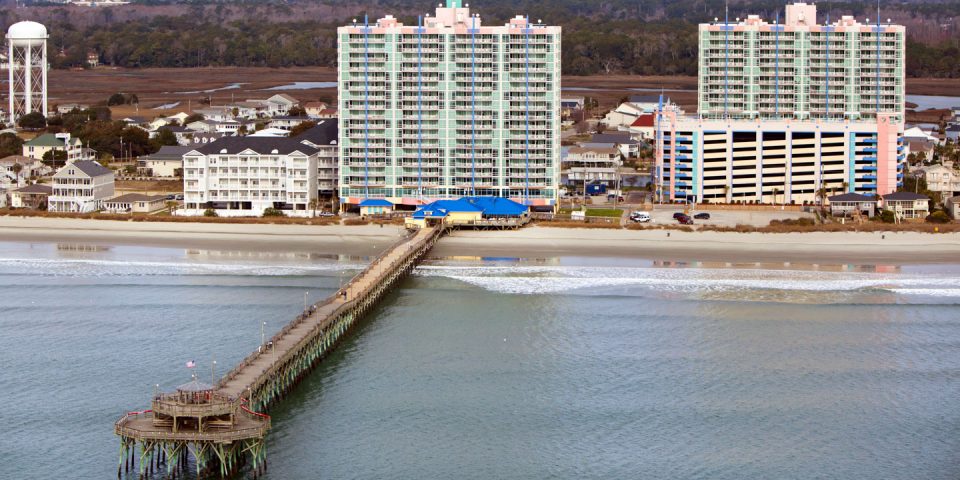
xmin=358 ymin=198 xmax=394 ymax=216
xmin=407 ymin=197 xmax=529 ymax=229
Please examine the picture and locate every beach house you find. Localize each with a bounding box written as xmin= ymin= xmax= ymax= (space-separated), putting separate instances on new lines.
xmin=10 ymin=183 xmax=51 ymax=209
xmin=881 ymin=192 xmax=930 ymax=220
xmin=827 ymin=193 xmax=877 ymax=218
xmin=22 ymin=133 xmax=83 ymax=163
xmin=103 ymin=193 xmax=168 ymax=214
xmin=48 ymin=160 xmax=115 ymax=213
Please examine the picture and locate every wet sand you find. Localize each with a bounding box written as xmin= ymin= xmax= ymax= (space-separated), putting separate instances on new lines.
xmin=2 ymin=217 xmax=959 ymax=265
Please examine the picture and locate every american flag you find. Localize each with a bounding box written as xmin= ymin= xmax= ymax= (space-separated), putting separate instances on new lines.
xmin=186 ymin=360 xmax=196 ymax=368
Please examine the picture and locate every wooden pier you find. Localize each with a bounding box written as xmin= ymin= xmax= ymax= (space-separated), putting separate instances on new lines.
xmin=115 ymin=226 xmax=442 ymax=478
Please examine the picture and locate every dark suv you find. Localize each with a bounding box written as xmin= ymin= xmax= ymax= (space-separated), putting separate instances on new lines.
xmin=676 ymin=214 xmax=694 ymax=225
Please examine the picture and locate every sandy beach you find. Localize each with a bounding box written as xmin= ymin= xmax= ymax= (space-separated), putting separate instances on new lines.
xmin=0 ymin=217 xmax=407 ymax=257
xmin=436 ymin=226 xmax=960 ymax=264
xmin=2 ymin=217 xmax=960 ymax=264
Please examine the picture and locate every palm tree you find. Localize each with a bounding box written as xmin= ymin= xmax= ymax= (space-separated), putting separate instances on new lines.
xmin=309 ymin=198 xmax=319 ymax=218
xmin=11 ymin=162 xmax=23 ymax=186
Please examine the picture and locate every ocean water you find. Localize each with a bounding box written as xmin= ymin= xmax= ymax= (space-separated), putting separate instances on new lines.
xmin=1 ymin=242 xmax=959 ymax=479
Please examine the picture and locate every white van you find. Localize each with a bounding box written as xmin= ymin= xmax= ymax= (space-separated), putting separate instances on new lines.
xmin=630 ymin=211 xmax=651 ymax=223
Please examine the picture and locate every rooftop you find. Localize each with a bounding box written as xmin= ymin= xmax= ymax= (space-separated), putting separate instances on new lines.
xmin=14 ymin=183 xmax=52 ymax=194
xmin=60 ymin=160 xmax=112 ymax=178
xmin=828 ymin=192 xmax=876 ymax=202
xmin=194 ymin=137 xmax=319 ymax=156
xmin=883 ymin=192 xmax=929 ymax=201
xmin=292 ymin=119 xmax=338 ymax=146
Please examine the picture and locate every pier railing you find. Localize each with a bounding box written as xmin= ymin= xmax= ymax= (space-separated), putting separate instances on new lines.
xmin=216 ymin=227 xmax=438 ymax=396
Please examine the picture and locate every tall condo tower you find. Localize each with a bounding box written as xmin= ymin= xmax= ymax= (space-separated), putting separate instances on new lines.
xmin=6 ymin=21 xmax=48 ymax=124
xmin=337 ymin=0 xmax=562 ymax=209
xmin=698 ymin=3 xmax=904 ymax=121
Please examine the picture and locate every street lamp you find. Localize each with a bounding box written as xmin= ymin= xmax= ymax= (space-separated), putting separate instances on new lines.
xmin=260 ymin=321 xmax=266 ymax=352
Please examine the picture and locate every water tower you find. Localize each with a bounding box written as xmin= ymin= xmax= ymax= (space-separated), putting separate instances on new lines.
xmin=6 ymin=21 xmax=48 ymax=124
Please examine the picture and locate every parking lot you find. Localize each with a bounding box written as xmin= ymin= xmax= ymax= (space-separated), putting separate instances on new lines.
xmin=634 ymin=206 xmax=815 ymax=228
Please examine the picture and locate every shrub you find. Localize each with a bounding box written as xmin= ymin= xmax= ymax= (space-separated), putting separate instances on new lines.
xmin=879 ymin=210 xmax=896 ymax=223
xmin=343 ymin=217 xmax=370 ymax=226
xmin=262 ymin=207 xmax=285 ymax=217
xmin=769 ymin=217 xmax=816 ymax=227
xmin=926 ymin=210 xmax=950 ymax=224
xmin=203 ymin=208 xmax=218 ymax=217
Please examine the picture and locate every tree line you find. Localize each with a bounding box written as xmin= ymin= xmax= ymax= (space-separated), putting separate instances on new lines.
xmin=10 ymin=0 xmax=959 ymax=77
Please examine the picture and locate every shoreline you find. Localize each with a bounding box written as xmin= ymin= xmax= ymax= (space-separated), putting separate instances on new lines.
xmin=2 ymin=217 xmax=960 ymax=265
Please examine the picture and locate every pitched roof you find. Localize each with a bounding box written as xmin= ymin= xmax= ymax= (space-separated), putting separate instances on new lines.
xmin=463 ymin=196 xmax=528 ymax=216
xmin=591 ymin=133 xmax=638 ymax=145
xmin=24 ymin=133 xmax=66 ymax=147
xmin=412 ymin=199 xmax=482 ymax=219
xmin=828 ymin=192 xmax=876 ymax=202
xmin=63 ymin=160 xmax=113 ymax=177
xmin=293 ymin=119 xmax=338 ymax=146
xmin=303 ymin=101 xmax=328 ymax=109
xmin=883 ymin=191 xmax=929 ymax=201
xmin=194 ymin=136 xmax=319 ymax=155
xmin=142 ymin=145 xmax=191 ymax=160
xmin=15 ymin=183 xmax=52 ymax=194
xmin=359 ymin=199 xmax=393 ymax=207
xmin=567 ymin=146 xmax=620 ymax=155
xmin=630 ymin=114 xmax=655 ymax=128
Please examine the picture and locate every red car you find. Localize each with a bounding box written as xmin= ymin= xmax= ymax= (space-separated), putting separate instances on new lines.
xmin=676 ymin=214 xmax=694 ymax=225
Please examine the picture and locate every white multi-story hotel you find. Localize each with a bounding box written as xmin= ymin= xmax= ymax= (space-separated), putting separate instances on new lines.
xmin=699 ymin=2 xmax=904 ymax=121
xmin=180 ymin=137 xmax=319 ymax=217
xmin=48 ymin=160 xmax=114 ymax=212
xmin=337 ymin=0 xmax=561 ymax=210
xmin=292 ymin=119 xmax=339 ymax=201
xmin=656 ymin=2 xmax=905 ymax=204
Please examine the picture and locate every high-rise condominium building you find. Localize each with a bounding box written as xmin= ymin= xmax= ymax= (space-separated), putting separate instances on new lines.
xmin=337 ymin=0 xmax=561 ymax=209
xmin=698 ymin=2 xmax=904 ymax=121
xmin=656 ymin=2 xmax=906 ymax=204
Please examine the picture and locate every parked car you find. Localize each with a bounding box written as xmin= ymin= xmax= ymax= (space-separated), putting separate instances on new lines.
xmin=606 ymin=194 xmax=625 ymax=203
xmin=175 ymin=194 xmax=184 ymax=201
xmin=676 ymin=214 xmax=694 ymax=225
xmin=694 ymin=212 xmax=711 ymax=220
xmin=672 ymin=212 xmax=686 ymax=220
xmin=165 ymin=194 xmax=176 ymax=200
xmin=317 ymin=211 xmax=335 ymax=217
xmin=630 ymin=211 xmax=651 ymax=223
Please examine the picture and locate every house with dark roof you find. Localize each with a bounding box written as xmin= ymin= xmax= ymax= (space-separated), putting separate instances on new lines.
xmin=827 ymin=192 xmax=877 ymax=217
xmin=137 ymin=145 xmax=191 ymax=177
xmin=49 ymin=160 xmax=115 ymax=213
xmin=584 ymin=132 xmax=640 ymax=158
xmin=179 ymin=137 xmax=321 ymax=217
xmin=881 ymin=191 xmax=930 ymax=219
xmin=10 ymin=183 xmax=52 ymax=209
